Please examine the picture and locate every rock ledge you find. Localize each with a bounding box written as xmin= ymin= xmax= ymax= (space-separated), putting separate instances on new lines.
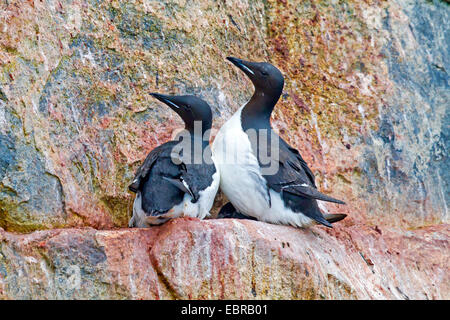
xmin=0 ymin=218 xmax=448 ymax=299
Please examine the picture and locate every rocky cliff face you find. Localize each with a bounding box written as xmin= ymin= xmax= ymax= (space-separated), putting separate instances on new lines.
xmin=0 ymin=0 xmax=448 ymax=299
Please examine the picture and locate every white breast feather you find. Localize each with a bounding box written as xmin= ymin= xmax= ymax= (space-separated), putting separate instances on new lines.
xmin=212 ymin=106 xmax=315 ymax=228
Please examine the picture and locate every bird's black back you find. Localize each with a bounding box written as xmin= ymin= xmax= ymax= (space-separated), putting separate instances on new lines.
xmin=129 ymin=139 xmax=216 ymax=216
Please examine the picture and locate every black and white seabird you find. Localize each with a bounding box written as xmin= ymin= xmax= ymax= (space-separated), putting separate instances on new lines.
xmin=213 ymin=57 xmax=346 ymax=228
xmin=128 ymin=94 xmax=220 ymax=227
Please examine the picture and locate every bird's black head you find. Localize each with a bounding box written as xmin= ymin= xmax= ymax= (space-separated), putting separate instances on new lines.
xmin=150 ymin=93 xmax=213 ymax=136
xmin=226 ymin=57 xmax=284 ymax=97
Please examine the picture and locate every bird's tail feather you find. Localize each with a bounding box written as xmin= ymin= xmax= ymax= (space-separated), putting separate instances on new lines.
xmin=324 ymin=213 xmax=347 ymax=224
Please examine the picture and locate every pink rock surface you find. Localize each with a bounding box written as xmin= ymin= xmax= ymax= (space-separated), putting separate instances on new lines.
xmin=0 ymin=218 xmax=448 ymax=299
xmin=0 ymin=0 xmax=448 ymax=300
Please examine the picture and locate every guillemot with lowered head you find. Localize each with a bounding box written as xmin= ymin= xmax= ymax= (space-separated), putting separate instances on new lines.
xmin=213 ymin=57 xmax=346 ymax=228
xmin=129 ymin=93 xmax=219 ymax=227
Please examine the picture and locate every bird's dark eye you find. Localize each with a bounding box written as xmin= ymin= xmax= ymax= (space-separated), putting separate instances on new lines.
xmin=261 ymin=70 xmax=268 ymax=76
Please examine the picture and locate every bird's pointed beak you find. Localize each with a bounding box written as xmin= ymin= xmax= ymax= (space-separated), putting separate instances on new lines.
xmin=150 ymin=93 xmax=181 ymax=110
xmin=226 ymin=56 xmax=256 ymax=77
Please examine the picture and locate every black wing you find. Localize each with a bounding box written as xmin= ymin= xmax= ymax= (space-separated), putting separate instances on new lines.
xmin=180 ymin=162 xmax=216 ymax=202
xmin=129 ymin=141 xmax=184 ymax=215
xmin=259 ymin=133 xmax=345 ymax=227
xmin=128 ymin=141 xmax=179 ymax=193
xmin=129 ymin=140 xmax=215 ymax=215
xmin=265 ymin=137 xmax=345 ymax=204
xmin=284 ymin=144 xmax=317 ymax=188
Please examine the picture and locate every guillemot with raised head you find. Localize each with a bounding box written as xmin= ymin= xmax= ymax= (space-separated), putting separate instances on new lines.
xmin=128 ymin=93 xmax=219 ymax=227
xmin=213 ymin=57 xmax=346 ymax=228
